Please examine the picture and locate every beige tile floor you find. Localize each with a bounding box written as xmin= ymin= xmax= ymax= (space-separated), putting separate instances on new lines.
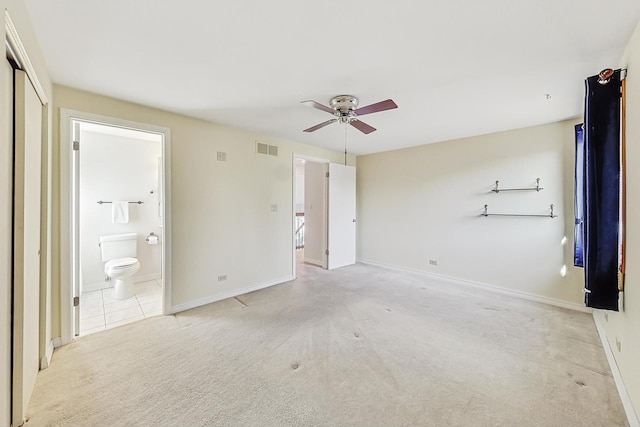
xmin=79 ymin=279 xmax=163 ymax=336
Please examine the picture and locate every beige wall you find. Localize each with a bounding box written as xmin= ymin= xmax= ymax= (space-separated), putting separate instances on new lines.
xmin=357 ymin=120 xmax=584 ymax=304
xmin=594 ymin=18 xmax=640 ymax=419
xmin=52 ymin=85 xmax=353 ymax=334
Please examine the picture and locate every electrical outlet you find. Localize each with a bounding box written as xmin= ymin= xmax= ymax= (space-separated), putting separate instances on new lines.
xmin=429 ymin=259 xmax=438 ymax=266
xmin=271 ymin=203 xmax=278 ymax=212
xmin=616 ymin=337 xmax=621 ymax=352
xmin=217 ymin=151 xmax=227 ymax=161
xmin=217 ymin=275 xmax=227 ymax=281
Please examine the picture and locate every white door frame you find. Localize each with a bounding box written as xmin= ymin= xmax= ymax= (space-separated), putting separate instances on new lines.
xmin=5 ymin=11 xmax=48 ymax=105
xmin=60 ymin=109 xmax=172 ymax=345
xmin=292 ymin=154 xmax=330 ymax=279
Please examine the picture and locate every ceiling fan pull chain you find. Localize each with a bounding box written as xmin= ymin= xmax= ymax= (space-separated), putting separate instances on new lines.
xmin=344 ymin=124 xmax=348 ymax=166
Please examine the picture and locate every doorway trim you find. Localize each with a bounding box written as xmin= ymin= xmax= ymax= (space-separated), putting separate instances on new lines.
xmin=5 ymin=10 xmax=48 ymax=105
xmin=60 ymin=109 xmax=172 ymax=345
xmin=292 ymin=153 xmax=330 ymax=279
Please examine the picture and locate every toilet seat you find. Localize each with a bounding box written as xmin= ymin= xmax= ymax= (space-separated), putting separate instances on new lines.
xmin=105 ymin=257 xmax=139 ymax=270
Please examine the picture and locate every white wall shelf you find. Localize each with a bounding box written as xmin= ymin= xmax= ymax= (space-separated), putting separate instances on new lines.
xmin=481 ymin=204 xmax=557 ymax=218
xmin=491 ymin=178 xmax=543 ymax=193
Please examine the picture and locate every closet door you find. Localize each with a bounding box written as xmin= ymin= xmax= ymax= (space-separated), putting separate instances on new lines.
xmin=1 ymin=59 xmax=14 ymax=427
xmin=12 ymin=69 xmax=42 ymax=426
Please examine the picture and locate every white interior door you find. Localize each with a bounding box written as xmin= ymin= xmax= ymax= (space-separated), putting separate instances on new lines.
xmin=1 ymin=59 xmax=14 ymax=427
xmin=12 ymin=69 xmax=42 ymax=427
xmin=327 ymin=163 xmax=356 ymax=270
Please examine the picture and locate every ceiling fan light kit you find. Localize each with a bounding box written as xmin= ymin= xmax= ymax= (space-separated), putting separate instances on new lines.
xmin=301 ymin=95 xmax=397 ymax=134
xmin=330 ymin=95 xmax=359 ymax=112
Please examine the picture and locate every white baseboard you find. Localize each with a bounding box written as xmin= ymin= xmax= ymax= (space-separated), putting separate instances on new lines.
xmin=40 ymin=339 xmax=55 ymax=370
xmin=358 ymin=258 xmax=591 ymax=313
xmin=52 ymin=337 xmax=61 ymax=348
xmin=168 ymin=275 xmax=294 ymax=314
xmin=83 ymin=273 xmax=162 ymax=293
xmin=593 ymin=312 xmax=640 ymax=427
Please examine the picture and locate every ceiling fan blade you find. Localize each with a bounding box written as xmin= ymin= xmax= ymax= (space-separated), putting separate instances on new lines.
xmin=301 ymin=100 xmax=335 ymax=115
xmin=350 ymin=119 xmax=376 ymax=134
xmin=304 ymin=119 xmax=338 ymax=132
xmin=354 ymin=99 xmax=398 ymax=116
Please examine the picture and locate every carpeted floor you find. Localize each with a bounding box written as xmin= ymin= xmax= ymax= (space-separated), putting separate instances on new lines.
xmin=26 ymin=263 xmax=627 ymax=426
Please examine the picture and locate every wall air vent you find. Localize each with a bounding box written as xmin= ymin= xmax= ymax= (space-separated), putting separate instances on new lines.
xmin=256 ymin=141 xmax=278 ymax=157
xmin=256 ymin=142 xmax=269 ymax=155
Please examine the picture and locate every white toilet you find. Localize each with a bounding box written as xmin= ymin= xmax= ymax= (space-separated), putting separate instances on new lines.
xmin=99 ymin=233 xmax=140 ymax=300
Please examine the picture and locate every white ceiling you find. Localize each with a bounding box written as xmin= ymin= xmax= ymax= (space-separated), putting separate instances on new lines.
xmin=24 ymin=0 xmax=640 ymax=155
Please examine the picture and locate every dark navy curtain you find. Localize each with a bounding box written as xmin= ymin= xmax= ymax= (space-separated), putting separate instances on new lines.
xmin=574 ymin=124 xmax=584 ymax=267
xmin=583 ymin=69 xmax=621 ymax=311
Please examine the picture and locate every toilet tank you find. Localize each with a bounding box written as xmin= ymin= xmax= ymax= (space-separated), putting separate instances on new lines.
xmin=99 ymin=233 xmax=138 ymax=261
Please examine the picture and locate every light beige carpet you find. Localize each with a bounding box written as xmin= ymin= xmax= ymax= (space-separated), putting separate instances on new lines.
xmin=26 ymin=263 xmax=627 ymax=426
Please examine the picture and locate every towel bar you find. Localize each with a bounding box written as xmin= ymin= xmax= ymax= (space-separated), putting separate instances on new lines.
xmin=97 ymin=201 xmax=143 ymax=204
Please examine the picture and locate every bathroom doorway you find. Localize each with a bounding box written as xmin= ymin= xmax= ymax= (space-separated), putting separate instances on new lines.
xmin=61 ymin=111 xmax=171 ymax=342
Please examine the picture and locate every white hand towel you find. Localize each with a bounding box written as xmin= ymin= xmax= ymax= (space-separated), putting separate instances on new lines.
xmin=112 ymin=201 xmax=129 ymax=224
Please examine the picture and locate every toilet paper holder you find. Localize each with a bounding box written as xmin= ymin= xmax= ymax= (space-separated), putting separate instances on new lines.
xmin=146 ymin=232 xmax=159 ymax=243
